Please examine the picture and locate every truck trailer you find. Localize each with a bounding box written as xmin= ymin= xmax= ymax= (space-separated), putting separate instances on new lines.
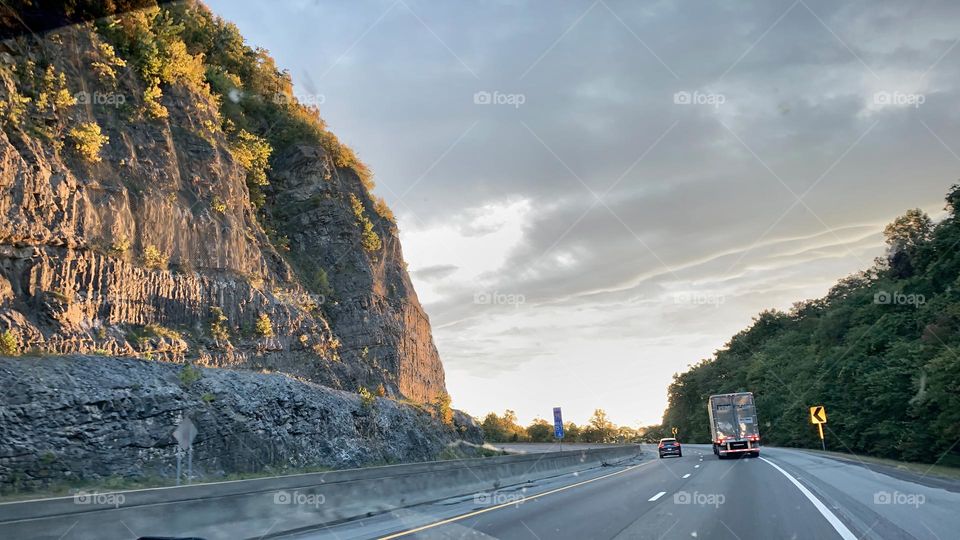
xmin=708 ymin=392 xmax=761 ymax=458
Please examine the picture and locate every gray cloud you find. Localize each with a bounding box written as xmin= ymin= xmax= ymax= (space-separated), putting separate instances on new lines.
xmin=207 ymin=0 xmax=960 ymax=424
xmin=412 ymin=264 xmax=459 ymax=281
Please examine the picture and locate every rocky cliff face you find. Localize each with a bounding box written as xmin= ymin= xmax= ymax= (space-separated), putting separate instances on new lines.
xmin=0 ymin=2 xmax=447 ymax=403
xmin=0 ymin=1 xmax=465 ymax=492
xmin=0 ymin=356 xmax=480 ymax=491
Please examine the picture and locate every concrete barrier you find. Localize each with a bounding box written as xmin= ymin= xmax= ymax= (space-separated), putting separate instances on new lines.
xmin=0 ymin=444 xmax=641 ymax=540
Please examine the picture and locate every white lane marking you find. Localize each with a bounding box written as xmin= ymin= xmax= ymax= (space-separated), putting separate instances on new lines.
xmin=682 ymin=473 xmax=691 ymax=479
xmin=760 ymin=457 xmax=857 ymax=540
xmin=648 ymin=491 xmax=667 ymax=501
xmin=694 ymin=465 xmax=700 ymax=468
xmin=378 ymin=459 xmax=655 ymax=539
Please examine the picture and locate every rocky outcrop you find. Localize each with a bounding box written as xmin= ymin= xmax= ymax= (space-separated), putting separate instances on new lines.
xmin=0 ymin=6 xmax=446 ymax=403
xmin=0 ymin=1 xmax=464 ymax=493
xmin=0 ymin=356 xmax=481 ymax=491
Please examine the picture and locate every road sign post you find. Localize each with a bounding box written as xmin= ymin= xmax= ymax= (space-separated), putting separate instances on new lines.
xmin=809 ymin=406 xmax=827 ymax=451
xmin=173 ymin=417 xmax=198 ymax=485
xmin=553 ymin=407 xmax=564 ymax=452
xmin=175 ymin=447 xmax=182 ymax=487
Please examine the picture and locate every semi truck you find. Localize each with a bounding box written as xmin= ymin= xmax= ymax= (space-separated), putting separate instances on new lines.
xmin=708 ymin=392 xmax=761 ymax=458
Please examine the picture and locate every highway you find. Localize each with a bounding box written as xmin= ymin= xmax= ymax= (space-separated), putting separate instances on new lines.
xmin=289 ymin=444 xmax=960 ymax=539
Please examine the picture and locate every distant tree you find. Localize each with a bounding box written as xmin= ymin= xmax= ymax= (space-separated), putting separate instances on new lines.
xmin=526 ymin=418 xmax=554 ymax=442
xmin=588 ymin=409 xmax=615 ymax=443
xmin=615 ymin=426 xmax=639 ymax=443
xmin=639 ymin=424 xmax=666 ymax=443
xmin=563 ymin=422 xmax=582 ymax=442
xmin=480 ymin=410 xmax=528 ymax=443
xmin=480 ymin=413 xmax=504 ymax=442
xmin=884 ymin=208 xmax=933 ymax=277
xmin=945 ymin=183 xmax=960 ymax=217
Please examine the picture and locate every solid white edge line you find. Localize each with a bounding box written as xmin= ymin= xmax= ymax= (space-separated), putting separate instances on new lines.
xmin=759 ymin=457 xmax=857 ymax=540
xmin=648 ymin=491 xmax=667 ymax=501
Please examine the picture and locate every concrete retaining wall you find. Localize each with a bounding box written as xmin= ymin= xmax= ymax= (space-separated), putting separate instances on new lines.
xmin=0 ymin=444 xmax=641 ymax=540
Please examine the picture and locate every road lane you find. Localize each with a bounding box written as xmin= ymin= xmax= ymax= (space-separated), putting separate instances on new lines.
xmin=761 ymin=446 xmax=960 ymax=540
xmin=292 ymin=444 xmax=960 ymax=539
xmin=300 ymin=446 xmax=826 ymax=539
xmin=610 ymin=445 xmax=845 ymax=540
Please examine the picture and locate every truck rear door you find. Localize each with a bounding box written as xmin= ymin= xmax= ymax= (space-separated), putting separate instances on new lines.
xmin=712 ymin=395 xmax=737 ymax=440
xmin=734 ymin=393 xmax=759 ymax=439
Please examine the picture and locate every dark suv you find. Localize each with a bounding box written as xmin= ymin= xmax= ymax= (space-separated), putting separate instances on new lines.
xmin=658 ymin=438 xmax=682 ymax=458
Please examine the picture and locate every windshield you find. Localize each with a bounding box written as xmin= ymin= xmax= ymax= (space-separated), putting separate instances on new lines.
xmin=1 ymin=2 xmax=958 ymax=540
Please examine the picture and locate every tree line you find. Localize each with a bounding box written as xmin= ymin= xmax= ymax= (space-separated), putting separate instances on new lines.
xmin=481 ymin=409 xmax=666 ymax=444
xmin=660 ymin=185 xmax=960 ymax=465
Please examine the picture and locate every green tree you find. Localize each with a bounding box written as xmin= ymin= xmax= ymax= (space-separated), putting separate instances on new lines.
xmin=884 ymin=208 xmax=933 ymax=278
xmin=587 ymin=409 xmax=615 ymax=443
xmin=660 ymin=185 xmax=960 ymax=464
xmin=67 ymin=122 xmax=109 ymax=162
xmin=563 ymin=422 xmax=582 ymax=442
xmin=526 ymin=418 xmax=554 ymax=442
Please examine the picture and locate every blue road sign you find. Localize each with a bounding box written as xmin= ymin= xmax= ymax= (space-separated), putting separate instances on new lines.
xmin=553 ymin=407 xmax=564 ymax=439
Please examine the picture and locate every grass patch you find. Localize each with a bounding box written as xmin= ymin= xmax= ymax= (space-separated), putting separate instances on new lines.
xmin=126 ymin=324 xmax=181 ymax=346
xmin=178 ymin=364 xmax=202 ymax=386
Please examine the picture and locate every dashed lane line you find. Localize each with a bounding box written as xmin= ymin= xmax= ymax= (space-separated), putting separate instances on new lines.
xmin=648 ymin=491 xmax=667 ymax=502
xmin=377 ymin=460 xmax=656 ymax=539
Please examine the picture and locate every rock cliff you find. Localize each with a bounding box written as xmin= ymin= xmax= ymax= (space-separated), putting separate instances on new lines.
xmin=0 ymin=0 xmax=464 ymax=491
xmin=0 ymin=1 xmax=446 ymax=402
xmin=0 ymin=356 xmax=480 ymax=491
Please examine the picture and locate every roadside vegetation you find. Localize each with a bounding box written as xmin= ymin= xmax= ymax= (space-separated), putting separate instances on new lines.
xmin=661 ymin=185 xmax=960 ymax=465
xmin=481 ymin=409 xmax=653 ymax=443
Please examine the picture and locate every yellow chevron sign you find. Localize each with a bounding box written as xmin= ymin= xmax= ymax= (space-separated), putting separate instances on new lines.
xmin=810 ymin=406 xmax=827 ymax=424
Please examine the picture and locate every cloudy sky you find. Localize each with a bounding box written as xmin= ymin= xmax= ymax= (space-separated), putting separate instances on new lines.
xmin=206 ymin=0 xmax=960 ymax=426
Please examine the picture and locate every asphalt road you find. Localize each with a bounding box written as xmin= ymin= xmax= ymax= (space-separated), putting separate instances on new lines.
xmin=292 ymin=444 xmax=960 ymax=539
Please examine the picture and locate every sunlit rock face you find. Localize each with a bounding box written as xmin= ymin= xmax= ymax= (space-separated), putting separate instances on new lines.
xmin=0 ymin=16 xmax=446 ymax=404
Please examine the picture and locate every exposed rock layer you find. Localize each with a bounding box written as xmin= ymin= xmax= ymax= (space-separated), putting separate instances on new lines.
xmin=0 ymin=356 xmax=480 ymax=491
xmin=0 ymin=17 xmax=446 ymax=403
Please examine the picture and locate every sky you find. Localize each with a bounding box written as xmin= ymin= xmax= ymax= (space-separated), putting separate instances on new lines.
xmin=205 ymin=0 xmax=960 ymax=426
